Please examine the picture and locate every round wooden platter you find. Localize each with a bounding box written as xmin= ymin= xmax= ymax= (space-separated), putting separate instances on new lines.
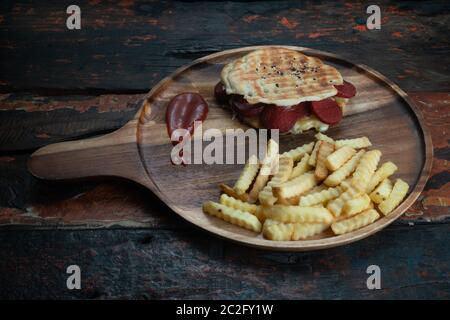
xmin=28 ymin=46 xmax=433 ymax=251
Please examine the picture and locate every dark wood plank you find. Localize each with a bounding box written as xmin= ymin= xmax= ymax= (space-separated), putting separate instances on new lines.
xmin=0 ymin=223 xmax=449 ymax=299
xmin=0 ymin=0 xmax=449 ymax=92
xmin=407 ymin=92 xmax=450 ymax=223
xmin=0 ymin=93 xmax=145 ymax=151
xmin=0 ymin=91 xmax=448 ymax=228
xmin=0 ymin=154 xmax=181 ymax=229
xmin=0 ymin=0 xmax=447 ymax=298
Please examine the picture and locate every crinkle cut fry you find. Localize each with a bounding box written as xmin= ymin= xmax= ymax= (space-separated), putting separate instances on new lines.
xmin=258 ymin=157 xmax=294 ymax=206
xmin=203 ymin=201 xmax=262 ymax=232
xmin=331 ymin=209 xmax=380 ymax=235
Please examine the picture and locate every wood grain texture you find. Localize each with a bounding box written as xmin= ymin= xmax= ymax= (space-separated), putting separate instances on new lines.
xmin=0 ymin=93 xmax=145 ymax=151
xmin=404 ymin=92 xmax=450 ymax=223
xmin=0 ymin=224 xmax=449 ymax=299
xmin=0 ymin=1 xmax=449 ymax=92
xmin=26 ymin=46 xmax=433 ymax=250
xmin=0 ymin=92 xmax=447 ymax=228
xmin=0 ymin=0 xmax=448 ymax=298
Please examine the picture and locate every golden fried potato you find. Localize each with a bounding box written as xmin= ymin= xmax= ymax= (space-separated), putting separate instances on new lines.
xmin=299 ymin=185 xmax=343 ymax=207
xmin=258 ymin=157 xmax=294 ymax=206
xmin=234 ymin=154 xmax=260 ymax=195
xmin=366 ymin=161 xmax=398 ymax=193
xmin=351 ymin=150 xmax=382 ymax=191
xmin=292 ymin=223 xmax=329 ymax=240
xmin=248 ymin=139 xmax=279 ymax=202
xmin=203 ymin=201 xmax=262 ymax=232
xmin=308 ymin=140 xmax=322 ymax=167
xmin=314 ymin=132 xmax=334 ymax=144
xmin=315 ymin=141 xmax=335 ymax=180
xmin=342 ymin=193 xmax=371 ymax=217
xmin=326 ymin=146 xmax=356 ymax=171
xmin=281 ymin=141 xmax=314 ymax=162
xmin=290 ymin=153 xmax=311 ymax=179
xmin=277 ymin=194 xmax=301 ymax=206
xmin=324 ymin=150 xmax=365 ymax=187
xmin=369 ymin=178 xmax=393 ymax=204
xmin=378 ymin=179 xmax=409 ymax=215
xmin=262 ymin=220 xmax=294 ymax=241
xmin=327 ymin=186 xmax=362 ymax=217
xmin=335 ymin=136 xmax=371 ymax=149
xmin=220 ymin=193 xmax=259 ymax=215
xmin=208 ymin=133 xmax=407 ymax=242
xmin=273 ymin=172 xmax=317 ymax=199
xmin=331 ymin=209 xmax=380 ymax=235
xmin=263 ymin=205 xmax=334 ymax=224
xmin=219 ymin=183 xmax=249 ymax=202
xmin=302 ymin=184 xmax=328 ymax=196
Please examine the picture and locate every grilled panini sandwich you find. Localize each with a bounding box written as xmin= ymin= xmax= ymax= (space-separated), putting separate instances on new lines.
xmin=214 ymin=48 xmax=356 ymax=133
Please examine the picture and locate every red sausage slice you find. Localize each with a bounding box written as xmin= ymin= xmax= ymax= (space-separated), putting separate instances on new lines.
xmin=334 ymin=81 xmax=356 ymax=98
xmin=290 ymin=101 xmax=311 ymax=118
xmin=311 ymin=98 xmax=342 ymax=125
xmin=214 ymin=82 xmax=228 ymax=105
xmin=166 ymin=92 xmax=209 ymax=144
xmin=230 ymin=95 xmax=264 ymax=118
xmin=260 ymin=103 xmax=309 ymax=133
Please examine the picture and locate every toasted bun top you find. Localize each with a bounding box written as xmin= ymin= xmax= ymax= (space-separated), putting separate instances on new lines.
xmin=221 ymin=48 xmax=343 ymax=107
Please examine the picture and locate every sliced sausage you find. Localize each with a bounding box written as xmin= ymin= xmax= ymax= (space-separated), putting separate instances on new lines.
xmin=260 ymin=103 xmax=309 ymax=133
xmin=311 ymin=98 xmax=342 ymax=125
xmin=230 ymin=95 xmax=265 ymax=118
xmin=335 ymin=81 xmax=356 ymax=98
xmin=214 ymin=81 xmax=228 ymax=104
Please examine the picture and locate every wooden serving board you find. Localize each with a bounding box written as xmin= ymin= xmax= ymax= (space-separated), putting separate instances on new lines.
xmin=28 ymin=46 xmax=432 ymax=251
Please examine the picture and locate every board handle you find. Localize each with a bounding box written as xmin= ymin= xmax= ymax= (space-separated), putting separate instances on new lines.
xmin=28 ymin=121 xmax=149 ymax=185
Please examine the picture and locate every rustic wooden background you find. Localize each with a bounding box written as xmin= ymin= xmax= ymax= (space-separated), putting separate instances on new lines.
xmin=0 ymin=0 xmax=449 ymax=299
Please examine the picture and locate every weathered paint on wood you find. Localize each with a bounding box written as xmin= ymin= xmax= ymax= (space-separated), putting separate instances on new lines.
xmin=0 ymin=224 xmax=449 ymax=299
xmin=0 ymin=1 xmax=449 ymax=92
xmin=0 ymin=93 xmax=145 ymax=151
xmin=0 ymin=0 xmax=448 ymax=297
xmin=406 ymin=92 xmax=450 ymax=223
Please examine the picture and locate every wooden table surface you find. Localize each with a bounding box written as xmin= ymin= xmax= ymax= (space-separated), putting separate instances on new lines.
xmin=0 ymin=0 xmax=449 ymax=299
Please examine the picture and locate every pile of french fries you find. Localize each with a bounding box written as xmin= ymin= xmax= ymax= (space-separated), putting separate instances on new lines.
xmin=203 ymin=133 xmax=410 ymax=241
